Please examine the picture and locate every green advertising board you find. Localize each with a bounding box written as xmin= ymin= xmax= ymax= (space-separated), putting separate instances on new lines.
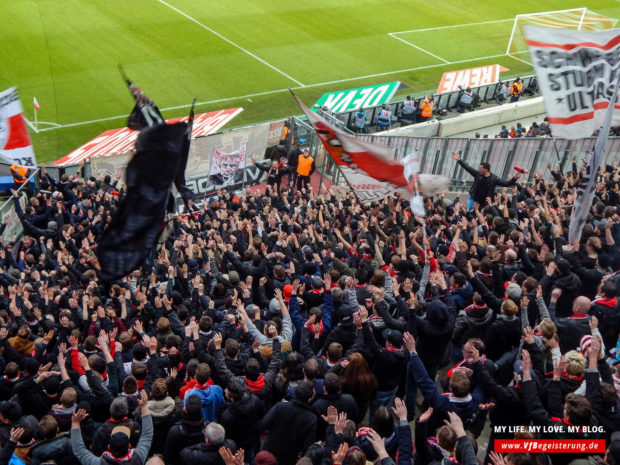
xmin=313 ymin=81 xmax=401 ymax=114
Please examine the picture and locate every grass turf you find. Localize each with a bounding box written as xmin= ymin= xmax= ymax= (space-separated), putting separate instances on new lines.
xmin=1 ymin=0 xmax=618 ymax=163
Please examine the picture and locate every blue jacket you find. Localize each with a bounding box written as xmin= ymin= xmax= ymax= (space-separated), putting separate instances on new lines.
xmin=184 ymin=385 xmax=225 ymax=422
xmin=408 ymin=352 xmax=480 ymax=432
xmin=451 ymin=283 xmax=473 ymax=310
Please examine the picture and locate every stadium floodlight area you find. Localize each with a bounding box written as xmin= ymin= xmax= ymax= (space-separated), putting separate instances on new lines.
xmin=506 ymin=8 xmax=618 ymax=66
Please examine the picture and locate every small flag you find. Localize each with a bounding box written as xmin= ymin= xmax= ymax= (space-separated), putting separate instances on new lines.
xmin=33 ymin=97 xmax=39 ymax=111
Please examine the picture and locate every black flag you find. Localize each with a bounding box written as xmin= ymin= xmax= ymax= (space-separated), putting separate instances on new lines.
xmin=96 ymin=123 xmax=187 ymax=282
xmin=119 ymin=65 xmax=165 ymax=130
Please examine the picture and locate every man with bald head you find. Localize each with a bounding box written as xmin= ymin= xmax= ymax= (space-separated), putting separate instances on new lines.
xmin=548 ymin=288 xmax=592 ymax=353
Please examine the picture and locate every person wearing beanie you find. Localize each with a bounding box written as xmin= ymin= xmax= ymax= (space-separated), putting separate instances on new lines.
xmin=71 ymin=390 xmax=152 ymax=465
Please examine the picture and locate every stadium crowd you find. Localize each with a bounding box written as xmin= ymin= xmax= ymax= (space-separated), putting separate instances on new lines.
xmin=0 ymin=151 xmax=618 ymax=465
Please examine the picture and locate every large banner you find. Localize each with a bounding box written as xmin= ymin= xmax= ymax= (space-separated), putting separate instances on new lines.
xmin=187 ymin=122 xmax=272 ymax=195
xmin=90 ymin=121 xmax=278 ymax=197
xmin=0 ymin=87 xmax=36 ymax=167
xmin=525 ymin=27 xmax=620 ymax=242
xmin=313 ymin=81 xmax=401 ymax=114
xmin=436 ymin=64 xmax=508 ymax=94
xmin=524 ymin=27 xmax=620 ymax=138
xmin=53 ymin=108 xmax=243 ymax=165
xmin=0 ymin=195 xmax=26 ymax=242
xmin=208 ymin=144 xmax=247 ymax=186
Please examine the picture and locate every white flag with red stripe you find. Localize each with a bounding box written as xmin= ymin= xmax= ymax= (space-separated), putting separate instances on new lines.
xmin=524 ymin=27 xmax=620 ymax=138
xmin=0 ymin=87 xmax=37 ymax=167
xmin=33 ymin=97 xmax=39 ymax=111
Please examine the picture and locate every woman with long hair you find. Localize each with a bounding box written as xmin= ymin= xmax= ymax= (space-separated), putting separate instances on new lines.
xmin=341 ymin=352 xmax=377 ymax=424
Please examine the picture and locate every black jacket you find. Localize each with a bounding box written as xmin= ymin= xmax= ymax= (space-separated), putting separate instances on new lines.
xmin=180 ymin=439 xmax=235 ymax=465
xmin=219 ymin=392 xmax=265 ymax=454
xmin=415 ymin=293 xmax=456 ymax=368
xmin=452 ymin=305 xmax=493 ymax=347
xmin=164 ymin=417 xmax=205 ymax=465
xmin=590 ymin=297 xmax=620 ymax=350
xmin=261 ymin=398 xmax=318 ymax=465
xmin=457 ymin=159 xmax=517 ymax=204
xmin=484 ymin=315 xmax=522 ymax=362
xmin=548 ymin=302 xmax=591 ymax=354
xmin=361 ymin=323 xmax=408 ymax=392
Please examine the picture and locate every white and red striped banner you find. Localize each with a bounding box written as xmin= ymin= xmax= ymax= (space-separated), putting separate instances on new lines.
xmin=53 ymin=107 xmax=243 ymax=165
xmin=0 ymin=87 xmax=37 ymax=167
xmin=524 ymin=26 xmax=620 ymax=139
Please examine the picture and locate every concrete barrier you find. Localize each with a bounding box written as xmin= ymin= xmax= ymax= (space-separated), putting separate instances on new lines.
xmin=382 ymin=97 xmax=546 ymax=138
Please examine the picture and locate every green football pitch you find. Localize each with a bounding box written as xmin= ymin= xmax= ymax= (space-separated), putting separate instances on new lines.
xmin=2 ymin=0 xmax=618 ymax=163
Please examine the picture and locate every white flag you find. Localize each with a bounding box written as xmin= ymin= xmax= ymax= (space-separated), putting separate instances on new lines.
xmin=524 ymin=26 xmax=620 ymax=139
xmin=0 ymin=87 xmax=37 ymax=167
xmin=402 ymin=153 xmax=425 ymax=217
xmin=33 ymin=97 xmax=39 ymax=111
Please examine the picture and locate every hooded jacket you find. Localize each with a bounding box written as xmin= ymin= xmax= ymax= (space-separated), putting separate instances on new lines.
xmin=183 ymin=384 xmax=225 ymax=423
xmin=415 ymin=293 xmax=456 ymax=368
xmin=219 ymin=392 xmax=265 ymax=454
xmin=590 ymin=296 xmax=620 ymax=350
xmin=452 ymin=305 xmax=493 ymax=347
xmin=164 ymin=416 xmax=205 ymax=465
xmin=451 ymin=283 xmax=474 ymax=310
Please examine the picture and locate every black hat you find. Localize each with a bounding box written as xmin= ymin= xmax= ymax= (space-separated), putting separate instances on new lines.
xmin=109 ymin=426 xmax=131 ymax=458
xmin=184 ymin=394 xmax=203 ymax=420
xmin=382 ymin=328 xmax=403 ymax=348
xmin=555 ymin=257 xmax=571 ymax=275
xmin=338 ymin=307 xmax=355 ymax=327
xmin=0 ymin=401 xmax=22 ymax=423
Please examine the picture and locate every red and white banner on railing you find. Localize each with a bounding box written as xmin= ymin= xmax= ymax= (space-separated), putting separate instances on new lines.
xmin=53 ymin=107 xmax=243 ymax=166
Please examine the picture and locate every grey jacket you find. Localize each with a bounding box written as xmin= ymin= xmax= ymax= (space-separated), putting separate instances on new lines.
xmin=71 ymin=414 xmax=153 ymax=465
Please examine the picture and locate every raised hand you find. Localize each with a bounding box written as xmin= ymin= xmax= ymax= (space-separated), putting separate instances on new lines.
xmin=321 ymin=405 xmax=338 ymax=425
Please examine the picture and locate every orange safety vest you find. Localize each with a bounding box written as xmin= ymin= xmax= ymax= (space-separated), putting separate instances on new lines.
xmin=297 ymin=155 xmax=314 ymax=176
xmin=420 ymin=100 xmax=434 ymax=118
xmin=10 ymin=165 xmax=28 ymax=184
xmin=511 ymin=81 xmax=523 ymax=95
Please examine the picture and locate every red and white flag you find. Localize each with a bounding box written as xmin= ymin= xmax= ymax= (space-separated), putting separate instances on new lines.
xmin=525 ymin=26 xmax=620 ymax=242
xmin=33 ymin=97 xmax=40 ymax=111
xmin=292 ymin=91 xmax=448 ymax=204
xmin=0 ymin=87 xmax=37 ymax=167
xmin=524 ymin=27 xmax=620 ymax=138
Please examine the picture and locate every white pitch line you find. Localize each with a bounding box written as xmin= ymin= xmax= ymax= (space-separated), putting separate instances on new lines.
xmin=23 ymin=117 xmax=39 ymax=134
xmin=156 ymin=0 xmax=305 ymax=87
xmin=307 ymin=53 xmax=510 ymax=88
xmin=36 ymin=53 xmax=517 ymax=132
xmin=390 ymin=18 xmax=514 ymax=35
xmin=507 ymin=54 xmax=533 ymax=66
xmin=388 ymin=33 xmax=450 ymax=63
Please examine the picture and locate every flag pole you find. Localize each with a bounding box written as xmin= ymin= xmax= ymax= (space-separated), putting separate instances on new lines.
xmin=568 ymin=73 xmax=620 ymax=244
xmin=34 ymin=107 xmax=38 ymax=131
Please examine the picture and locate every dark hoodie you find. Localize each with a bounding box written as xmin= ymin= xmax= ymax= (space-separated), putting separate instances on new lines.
xmin=452 ymin=305 xmax=494 ymax=347
xmin=415 ymin=293 xmax=456 ymax=368
xmin=219 ymin=392 xmax=265 ymax=454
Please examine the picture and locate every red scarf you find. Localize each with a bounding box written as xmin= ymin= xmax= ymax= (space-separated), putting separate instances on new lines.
xmin=447 ymin=356 xmax=486 ymax=377
xmin=180 ymin=379 xmax=214 ymax=399
xmin=246 ymin=375 xmax=265 ymax=392
xmin=592 ymin=296 xmax=617 ymax=308
xmin=309 ymin=320 xmax=324 ymax=335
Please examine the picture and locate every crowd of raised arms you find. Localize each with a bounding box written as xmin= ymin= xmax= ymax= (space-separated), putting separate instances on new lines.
xmin=0 ymin=151 xmax=618 ymax=465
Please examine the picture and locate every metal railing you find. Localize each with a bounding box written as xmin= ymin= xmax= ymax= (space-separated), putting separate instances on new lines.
xmin=306 ymin=75 xmax=538 ymax=134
